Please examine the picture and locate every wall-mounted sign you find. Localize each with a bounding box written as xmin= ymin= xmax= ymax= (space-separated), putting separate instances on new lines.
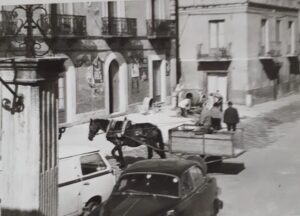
xmin=93 ymin=56 xmax=104 ymax=83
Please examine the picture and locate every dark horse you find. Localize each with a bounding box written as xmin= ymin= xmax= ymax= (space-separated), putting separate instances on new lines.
xmin=88 ymin=118 xmax=166 ymax=168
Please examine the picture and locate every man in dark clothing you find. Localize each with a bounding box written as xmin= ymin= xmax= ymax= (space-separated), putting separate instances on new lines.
xmin=223 ymin=101 xmax=240 ymax=131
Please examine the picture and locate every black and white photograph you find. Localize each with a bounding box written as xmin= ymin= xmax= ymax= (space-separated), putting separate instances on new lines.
xmin=0 ymin=0 xmax=300 ymax=215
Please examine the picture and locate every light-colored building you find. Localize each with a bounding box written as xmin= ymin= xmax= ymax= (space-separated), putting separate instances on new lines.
xmin=0 ymin=0 xmax=176 ymax=125
xmin=178 ymin=0 xmax=300 ymax=105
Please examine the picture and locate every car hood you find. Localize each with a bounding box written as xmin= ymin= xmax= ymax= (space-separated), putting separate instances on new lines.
xmin=102 ymin=194 xmax=179 ymax=216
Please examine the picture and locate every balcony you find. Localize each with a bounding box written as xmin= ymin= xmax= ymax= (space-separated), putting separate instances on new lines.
xmin=197 ymin=43 xmax=232 ymax=61
xmin=146 ymin=19 xmax=175 ymax=38
xmin=0 ymin=11 xmax=18 ymax=37
xmin=40 ymin=14 xmax=87 ymax=37
xmin=259 ymin=41 xmax=282 ymax=58
xmin=101 ymin=17 xmax=137 ymax=37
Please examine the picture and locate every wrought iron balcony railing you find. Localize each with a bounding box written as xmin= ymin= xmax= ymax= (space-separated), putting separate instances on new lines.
xmin=146 ymin=19 xmax=175 ymax=38
xmin=197 ymin=43 xmax=232 ymax=60
xmin=40 ymin=14 xmax=87 ymax=36
xmin=259 ymin=41 xmax=282 ymax=57
xmin=102 ymin=17 xmax=137 ymax=37
xmin=0 ymin=11 xmax=18 ymax=36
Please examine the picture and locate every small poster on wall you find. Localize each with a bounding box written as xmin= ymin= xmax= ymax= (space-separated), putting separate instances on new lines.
xmin=93 ymin=56 xmax=104 ymax=83
xmin=131 ymin=59 xmax=140 ymax=78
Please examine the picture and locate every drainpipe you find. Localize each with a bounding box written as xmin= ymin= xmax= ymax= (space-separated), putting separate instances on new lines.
xmin=175 ymin=0 xmax=181 ymax=83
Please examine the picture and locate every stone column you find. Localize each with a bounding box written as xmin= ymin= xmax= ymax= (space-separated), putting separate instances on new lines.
xmin=0 ymin=57 xmax=66 ymax=216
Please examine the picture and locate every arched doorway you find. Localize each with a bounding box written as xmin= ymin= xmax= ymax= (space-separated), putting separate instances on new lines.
xmin=104 ymin=52 xmax=128 ymax=115
xmin=109 ymin=60 xmax=120 ymax=113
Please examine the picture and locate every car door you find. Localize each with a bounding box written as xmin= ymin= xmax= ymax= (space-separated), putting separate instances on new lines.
xmin=79 ymin=152 xmax=115 ymax=205
xmin=58 ymin=157 xmax=81 ymax=216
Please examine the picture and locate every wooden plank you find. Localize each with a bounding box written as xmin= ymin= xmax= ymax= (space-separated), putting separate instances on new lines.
xmin=170 ymin=137 xmax=233 ymax=156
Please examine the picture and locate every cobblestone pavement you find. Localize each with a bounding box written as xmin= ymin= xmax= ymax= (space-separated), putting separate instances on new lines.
xmin=107 ymin=96 xmax=300 ymax=176
xmin=241 ymin=100 xmax=300 ymax=150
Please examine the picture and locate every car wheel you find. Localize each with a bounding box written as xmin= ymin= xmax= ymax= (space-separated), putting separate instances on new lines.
xmin=211 ymin=199 xmax=223 ymax=216
xmin=83 ymin=200 xmax=100 ymax=216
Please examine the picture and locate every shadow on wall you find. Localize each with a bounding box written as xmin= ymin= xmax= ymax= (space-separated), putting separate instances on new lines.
xmin=197 ymin=61 xmax=231 ymax=71
xmin=259 ymin=58 xmax=282 ymax=81
xmin=1 ymin=208 xmax=45 ymax=216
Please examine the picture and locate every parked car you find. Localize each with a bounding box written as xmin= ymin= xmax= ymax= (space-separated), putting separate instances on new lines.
xmin=91 ymin=158 xmax=223 ymax=216
xmin=58 ymin=145 xmax=116 ymax=216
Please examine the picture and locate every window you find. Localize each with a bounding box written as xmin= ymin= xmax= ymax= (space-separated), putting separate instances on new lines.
xmin=108 ymin=1 xmax=117 ymax=17
xmin=115 ymin=173 xmax=179 ymax=197
xmin=260 ymin=19 xmax=269 ymax=49
xmin=275 ymin=20 xmax=281 ymax=42
xmin=58 ymin=76 xmax=66 ymax=111
xmin=288 ymin=21 xmax=295 ymax=53
xmin=209 ymin=20 xmax=225 ymax=49
xmin=80 ymin=153 xmax=107 ymax=175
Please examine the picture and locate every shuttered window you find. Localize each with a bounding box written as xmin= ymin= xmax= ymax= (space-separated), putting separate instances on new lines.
xmin=209 ymin=20 xmax=225 ymax=49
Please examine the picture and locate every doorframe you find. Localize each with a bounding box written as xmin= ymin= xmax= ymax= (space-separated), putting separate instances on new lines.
xmin=148 ymin=54 xmax=167 ymax=102
xmin=205 ymin=71 xmax=229 ymax=101
xmin=104 ymin=52 xmax=128 ymax=115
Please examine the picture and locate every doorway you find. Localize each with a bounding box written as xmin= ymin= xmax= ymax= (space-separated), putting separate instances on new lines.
xmin=207 ymin=73 xmax=228 ymax=101
xmin=153 ymin=60 xmax=162 ymax=102
xmin=109 ymin=60 xmax=120 ymax=113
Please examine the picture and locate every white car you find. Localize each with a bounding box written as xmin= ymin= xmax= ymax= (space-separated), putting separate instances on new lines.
xmin=58 ymin=145 xmax=115 ymax=216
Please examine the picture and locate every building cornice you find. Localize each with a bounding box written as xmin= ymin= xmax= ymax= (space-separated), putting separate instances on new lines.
xmin=179 ymin=1 xmax=298 ymax=14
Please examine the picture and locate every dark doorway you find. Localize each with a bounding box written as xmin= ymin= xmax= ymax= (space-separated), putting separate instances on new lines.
xmin=109 ymin=60 xmax=120 ymax=114
xmin=153 ymin=60 xmax=162 ymax=102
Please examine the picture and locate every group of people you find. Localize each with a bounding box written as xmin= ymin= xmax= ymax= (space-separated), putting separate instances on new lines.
xmin=178 ymin=90 xmax=240 ymax=132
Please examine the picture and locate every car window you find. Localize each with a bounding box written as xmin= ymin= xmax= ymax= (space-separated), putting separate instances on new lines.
xmin=189 ymin=166 xmax=205 ymax=187
xmin=115 ymin=173 xmax=179 ymax=197
xmin=80 ymin=153 xmax=107 ymax=175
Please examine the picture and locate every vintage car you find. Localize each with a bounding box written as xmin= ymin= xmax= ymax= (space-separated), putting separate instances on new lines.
xmin=91 ymin=158 xmax=223 ymax=216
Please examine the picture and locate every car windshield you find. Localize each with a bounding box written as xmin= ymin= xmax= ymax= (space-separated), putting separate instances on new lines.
xmin=114 ymin=173 xmax=179 ymax=197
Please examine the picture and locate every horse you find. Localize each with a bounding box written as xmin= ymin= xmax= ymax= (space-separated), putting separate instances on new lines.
xmin=88 ymin=118 xmax=166 ymax=168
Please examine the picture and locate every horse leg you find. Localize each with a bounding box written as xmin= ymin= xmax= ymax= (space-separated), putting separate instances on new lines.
xmin=117 ymin=145 xmax=126 ymax=169
xmin=147 ymin=146 xmax=153 ymax=159
xmin=111 ymin=146 xmax=120 ymax=163
xmin=154 ymin=142 xmax=166 ymax=159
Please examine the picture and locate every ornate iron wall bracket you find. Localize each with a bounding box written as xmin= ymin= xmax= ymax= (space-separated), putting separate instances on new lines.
xmin=0 ymin=76 xmax=24 ymax=114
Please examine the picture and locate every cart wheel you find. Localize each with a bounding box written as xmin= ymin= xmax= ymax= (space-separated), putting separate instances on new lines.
xmin=186 ymin=155 xmax=207 ymax=174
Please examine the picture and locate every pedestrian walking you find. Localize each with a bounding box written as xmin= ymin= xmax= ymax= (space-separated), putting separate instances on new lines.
xmin=223 ymin=101 xmax=240 ymax=131
xmin=214 ymin=90 xmax=223 ymax=111
xmin=178 ymin=93 xmax=192 ymax=117
xmin=210 ymin=103 xmax=222 ymax=130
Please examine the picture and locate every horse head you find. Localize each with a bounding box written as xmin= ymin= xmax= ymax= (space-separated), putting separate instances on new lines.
xmin=88 ymin=118 xmax=109 ymax=141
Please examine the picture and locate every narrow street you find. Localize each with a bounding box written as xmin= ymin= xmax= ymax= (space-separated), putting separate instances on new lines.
xmin=217 ymin=100 xmax=300 ymax=216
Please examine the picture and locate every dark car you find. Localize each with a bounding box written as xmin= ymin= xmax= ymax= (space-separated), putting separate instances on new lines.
xmin=92 ymin=158 xmax=223 ymax=216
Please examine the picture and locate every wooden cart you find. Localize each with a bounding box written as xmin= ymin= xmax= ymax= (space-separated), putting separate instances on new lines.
xmin=168 ymin=124 xmax=245 ymax=163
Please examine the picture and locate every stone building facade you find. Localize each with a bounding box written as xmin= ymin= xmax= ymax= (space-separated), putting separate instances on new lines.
xmin=178 ymin=0 xmax=300 ymax=105
xmin=0 ymin=0 xmax=176 ymax=125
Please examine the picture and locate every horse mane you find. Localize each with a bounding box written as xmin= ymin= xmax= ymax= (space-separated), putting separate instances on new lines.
xmin=93 ymin=118 xmax=110 ymax=131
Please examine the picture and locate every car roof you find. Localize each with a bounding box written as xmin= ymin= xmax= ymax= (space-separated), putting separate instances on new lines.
xmin=122 ymin=158 xmax=201 ymax=177
xmin=59 ymin=145 xmax=100 ymax=159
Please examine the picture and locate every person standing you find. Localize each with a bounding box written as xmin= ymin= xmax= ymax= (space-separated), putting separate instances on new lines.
xmin=223 ymin=101 xmax=240 ymax=131
xmin=214 ymin=90 xmax=223 ymax=111
xmin=210 ymin=103 xmax=222 ymax=130
xmin=178 ymin=93 xmax=192 ymax=117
